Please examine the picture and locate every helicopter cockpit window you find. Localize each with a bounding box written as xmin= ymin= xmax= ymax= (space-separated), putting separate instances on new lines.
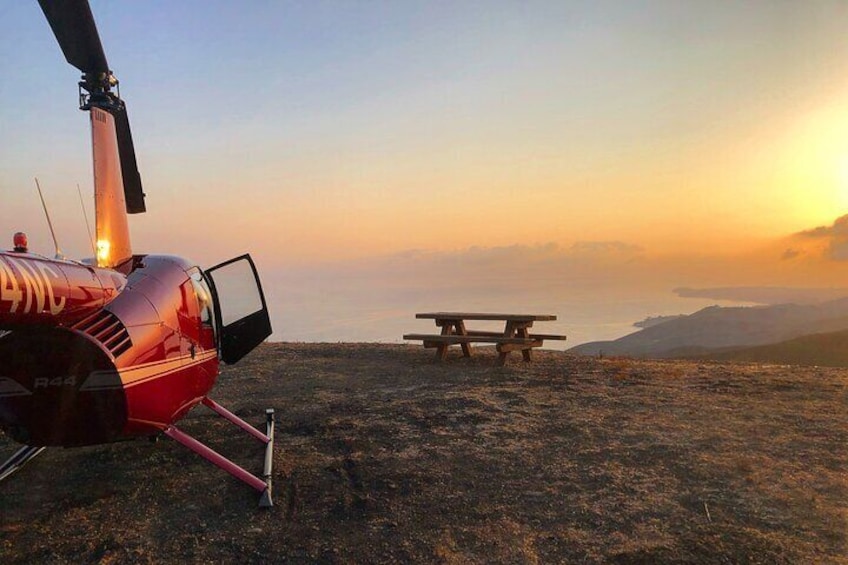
xmin=189 ymin=270 xmax=215 ymax=329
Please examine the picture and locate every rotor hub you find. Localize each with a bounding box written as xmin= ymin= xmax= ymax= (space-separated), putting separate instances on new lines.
xmin=79 ymin=71 xmax=120 ymax=111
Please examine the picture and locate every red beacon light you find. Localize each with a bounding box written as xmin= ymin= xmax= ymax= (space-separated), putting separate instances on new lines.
xmin=12 ymin=232 xmax=28 ymax=253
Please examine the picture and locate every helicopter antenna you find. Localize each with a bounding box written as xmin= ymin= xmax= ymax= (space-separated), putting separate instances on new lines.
xmin=77 ymin=183 xmax=96 ymax=257
xmin=34 ymin=178 xmax=64 ymax=260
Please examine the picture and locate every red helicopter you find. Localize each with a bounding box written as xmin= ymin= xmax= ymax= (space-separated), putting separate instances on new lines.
xmin=0 ymin=1 xmax=276 ymax=506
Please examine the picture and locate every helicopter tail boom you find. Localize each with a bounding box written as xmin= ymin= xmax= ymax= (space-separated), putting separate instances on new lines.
xmin=91 ymin=107 xmax=132 ymax=268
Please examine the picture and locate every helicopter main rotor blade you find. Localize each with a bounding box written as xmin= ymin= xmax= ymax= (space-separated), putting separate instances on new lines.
xmin=38 ymin=0 xmax=109 ymax=75
xmin=39 ymin=0 xmax=147 ymax=216
xmin=111 ymin=103 xmax=145 ymax=214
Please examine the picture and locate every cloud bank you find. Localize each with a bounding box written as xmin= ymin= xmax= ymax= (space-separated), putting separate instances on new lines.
xmin=793 ymin=214 xmax=848 ymax=261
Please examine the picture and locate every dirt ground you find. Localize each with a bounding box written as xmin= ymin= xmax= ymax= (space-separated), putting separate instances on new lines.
xmin=1 ymin=343 xmax=846 ymax=564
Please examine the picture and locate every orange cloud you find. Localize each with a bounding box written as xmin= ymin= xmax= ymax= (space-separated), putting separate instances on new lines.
xmin=792 ymin=215 xmax=848 ymax=261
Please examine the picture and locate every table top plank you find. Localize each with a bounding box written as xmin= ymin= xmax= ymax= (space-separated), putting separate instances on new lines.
xmin=416 ymin=312 xmax=556 ymax=322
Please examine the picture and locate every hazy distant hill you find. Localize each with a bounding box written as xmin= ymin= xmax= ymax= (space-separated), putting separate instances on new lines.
xmin=697 ymin=329 xmax=848 ymax=367
xmin=633 ymin=314 xmax=686 ymax=328
xmin=674 ymin=286 xmax=848 ymax=305
xmin=569 ymin=298 xmax=848 ymax=357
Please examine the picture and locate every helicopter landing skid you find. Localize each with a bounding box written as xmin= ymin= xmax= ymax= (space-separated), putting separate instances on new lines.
xmin=0 ymin=445 xmax=46 ymax=483
xmin=164 ymin=398 xmax=275 ymax=508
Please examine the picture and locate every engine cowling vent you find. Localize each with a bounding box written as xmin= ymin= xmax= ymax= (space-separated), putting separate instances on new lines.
xmin=71 ymin=310 xmax=132 ymax=359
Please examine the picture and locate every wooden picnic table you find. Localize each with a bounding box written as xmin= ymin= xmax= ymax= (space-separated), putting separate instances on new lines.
xmin=403 ymin=312 xmax=566 ymax=365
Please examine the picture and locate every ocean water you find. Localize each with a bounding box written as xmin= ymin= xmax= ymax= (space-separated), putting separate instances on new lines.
xmin=262 ymin=268 xmax=739 ymax=350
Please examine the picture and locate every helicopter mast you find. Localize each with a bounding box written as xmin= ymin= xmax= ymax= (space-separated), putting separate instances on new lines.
xmin=37 ymin=0 xmax=146 ymax=268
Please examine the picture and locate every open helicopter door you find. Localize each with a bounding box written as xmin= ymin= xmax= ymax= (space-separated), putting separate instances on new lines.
xmin=204 ymin=254 xmax=272 ymax=363
xmin=170 ymin=255 xmax=275 ymax=507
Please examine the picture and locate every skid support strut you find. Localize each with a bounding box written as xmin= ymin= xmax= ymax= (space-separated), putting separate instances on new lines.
xmin=0 ymin=445 xmax=46 ymax=482
xmin=164 ymin=399 xmax=275 ymax=507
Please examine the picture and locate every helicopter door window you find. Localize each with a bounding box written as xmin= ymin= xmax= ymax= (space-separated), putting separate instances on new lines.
xmin=206 ymin=260 xmax=264 ymax=326
xmin=204 ymin=254 xmax=272 ymax=364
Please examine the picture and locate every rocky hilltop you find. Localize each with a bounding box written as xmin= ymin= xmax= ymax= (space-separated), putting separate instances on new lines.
xmin=570 ymin=298 xmax=848 ymax=360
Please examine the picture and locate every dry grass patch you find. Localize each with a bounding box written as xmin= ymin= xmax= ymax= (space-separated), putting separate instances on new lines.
xmin=1 ymin=344 xmax=846 ymax=563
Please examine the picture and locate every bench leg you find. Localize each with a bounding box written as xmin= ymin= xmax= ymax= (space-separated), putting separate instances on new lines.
xmin=497 ymin=347 xmax=533 ymax=365
xmin=498 ymin=320 xmax=516 ymax=366
xmin=517 ymin=326 xmax=533 ymax=362
xmin=433 ymin=320 xmax=473 ymax=361
xmin=456 ymin=320 xmax=472 ymax=358
xmin=435 ymin=320 xmax=452 ymax=361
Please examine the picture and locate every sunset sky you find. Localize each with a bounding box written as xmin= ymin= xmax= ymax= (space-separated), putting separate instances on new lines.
xmin=2 ymin=1 xmax=848 ymax=340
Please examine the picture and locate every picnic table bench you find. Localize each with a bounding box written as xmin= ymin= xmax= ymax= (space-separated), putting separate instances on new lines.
xmin=403 ymin=312 xmax=567 ymax=365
